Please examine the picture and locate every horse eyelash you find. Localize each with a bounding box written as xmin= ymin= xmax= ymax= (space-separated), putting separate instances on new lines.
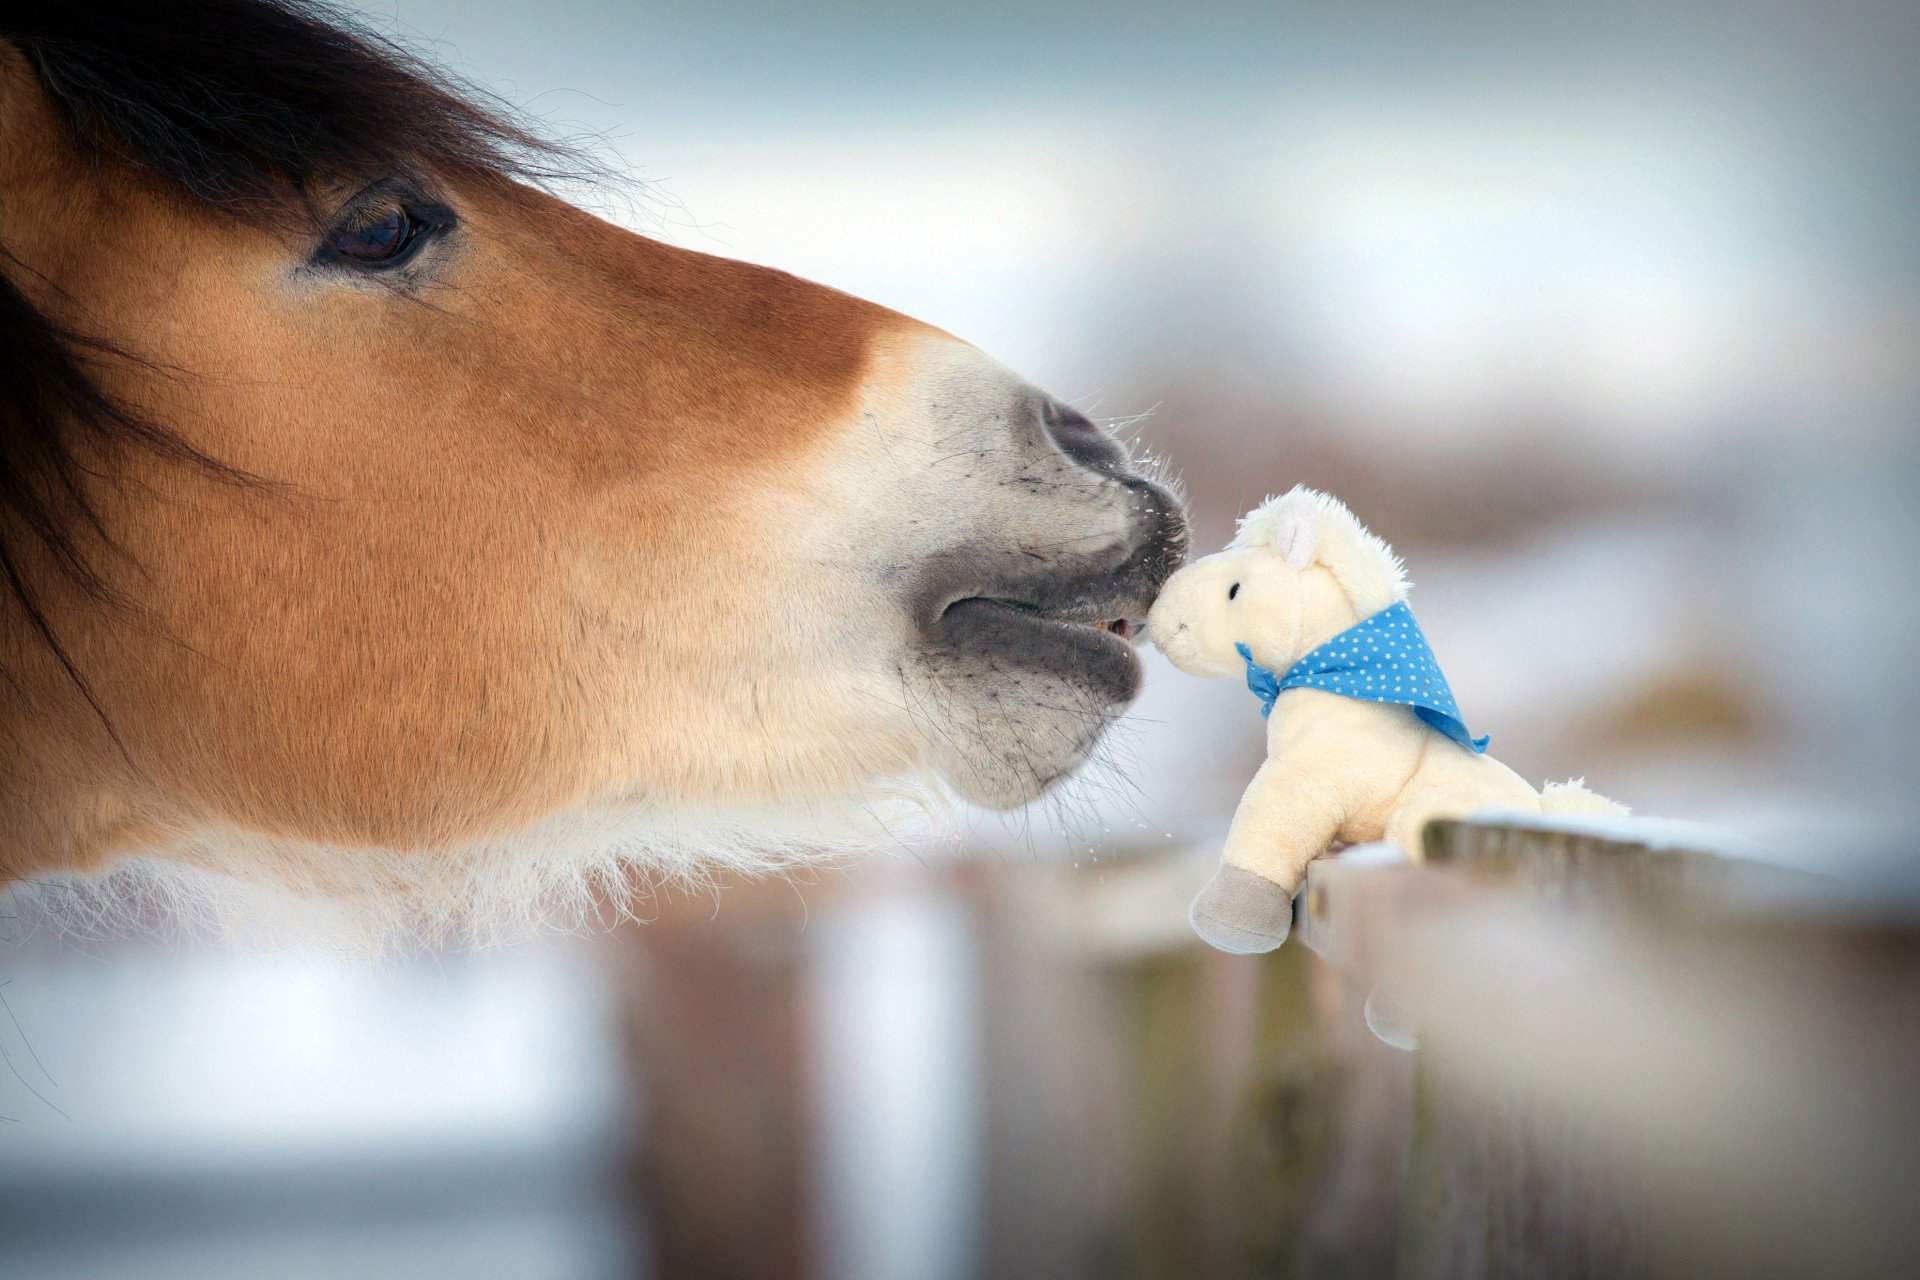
xmin=1229 ymin=582 xmax=1240 ymax=600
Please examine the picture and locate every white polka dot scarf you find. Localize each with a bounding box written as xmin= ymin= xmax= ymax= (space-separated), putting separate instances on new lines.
xmin=1234 ymin=600 xmax=1489 ymax=753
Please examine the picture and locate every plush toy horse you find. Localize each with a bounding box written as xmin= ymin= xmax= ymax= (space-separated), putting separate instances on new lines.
xmin=1146 ymin=487 xmax=1623 ymax=954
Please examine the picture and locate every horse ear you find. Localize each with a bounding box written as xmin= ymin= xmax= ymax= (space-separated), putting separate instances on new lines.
xmin=1273 ymin=508 xmax=1317 ymax=569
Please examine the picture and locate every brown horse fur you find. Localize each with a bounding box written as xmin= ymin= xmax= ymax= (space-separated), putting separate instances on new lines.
xmin=0 ymin=3 xmax=1185 ymax=940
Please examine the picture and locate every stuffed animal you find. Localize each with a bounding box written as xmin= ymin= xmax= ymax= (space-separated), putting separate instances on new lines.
xmin=1145 ymin=487 xmax=1623 ymax=954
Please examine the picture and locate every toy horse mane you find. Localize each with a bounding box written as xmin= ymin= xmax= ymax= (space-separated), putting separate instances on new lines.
xmin=1230 ymin=486 xmax=1408 ymax=616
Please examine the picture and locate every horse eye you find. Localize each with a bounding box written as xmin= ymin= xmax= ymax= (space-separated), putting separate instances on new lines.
xmin=323 ymin=203 xmax=428 ymax=266
xmin=1228 ymin=582 xmax=1240 ymax=600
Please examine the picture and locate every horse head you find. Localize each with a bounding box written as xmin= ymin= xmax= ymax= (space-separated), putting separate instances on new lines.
xmin=0 ymin=2 xmax=1186 ymax=920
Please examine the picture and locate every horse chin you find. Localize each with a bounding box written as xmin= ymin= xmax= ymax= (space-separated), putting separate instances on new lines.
xmin=912 ymin=597 xmax=1153 ymax=809
xmin=922 ymin=676 xmax=1136 ymax=810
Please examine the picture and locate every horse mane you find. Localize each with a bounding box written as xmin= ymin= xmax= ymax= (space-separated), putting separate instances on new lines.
xmin=0 ymin=0 xmax=589 ymax=713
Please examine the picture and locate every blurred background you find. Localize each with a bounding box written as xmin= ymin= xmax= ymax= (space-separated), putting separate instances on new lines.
xmin=4 ymin=1 xmax=1916 ymax=1276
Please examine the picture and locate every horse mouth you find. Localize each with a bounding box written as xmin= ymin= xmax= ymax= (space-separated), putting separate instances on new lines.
xmin=930 ymin=591 xmax=1157 ymax=708
xmin=905 ymin=483 xmax=1188 ymax=807
xmin=943 ymin=598 xmax=1146 ymax=649
xmin=918 ymin=507 xmax=1186 ymax=711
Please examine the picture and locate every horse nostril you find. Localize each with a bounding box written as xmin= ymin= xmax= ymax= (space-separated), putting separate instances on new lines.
xmin=1042 ymin=400 xmax=1101 ymax=439
xmin=1037 ymin=397 xmax=1125 ymax=469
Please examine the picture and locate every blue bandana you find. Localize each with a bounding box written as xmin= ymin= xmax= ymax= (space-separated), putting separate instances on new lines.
xmin=1234 ymin=600 xmax=1489 ymax=753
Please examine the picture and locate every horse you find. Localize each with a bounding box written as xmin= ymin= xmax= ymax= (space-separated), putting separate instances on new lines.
xmin=0 ymin=1 xmax=1186 ymax=938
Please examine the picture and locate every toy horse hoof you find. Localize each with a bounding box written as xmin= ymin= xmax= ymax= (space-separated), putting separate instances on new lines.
xmin=1189 ymin=865 xmax=1294 ymax=954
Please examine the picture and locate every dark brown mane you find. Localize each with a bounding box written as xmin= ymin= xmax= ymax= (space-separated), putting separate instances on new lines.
xmin=11 ymin=0 xmax=578 ymax=213
xmin=0 ymin=0 xmax=587 ymax=708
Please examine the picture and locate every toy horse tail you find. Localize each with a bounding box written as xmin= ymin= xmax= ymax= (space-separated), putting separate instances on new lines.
xmin=1539 ymin=778 xmax=1630 ymax=818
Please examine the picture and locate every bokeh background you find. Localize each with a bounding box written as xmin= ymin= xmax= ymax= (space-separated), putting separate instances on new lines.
xmin=4 ymin=2 xmax=1916 ymax=1277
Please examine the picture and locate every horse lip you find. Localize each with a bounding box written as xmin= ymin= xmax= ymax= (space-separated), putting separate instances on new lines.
xmin=913 ymin=482 xmax=1190 ymax=638
xmin=944 ymin=596 xmax=1148 ymax=645
xmin=935 ymin=539 xmax=1178 ymax=626
xmin=936 ymin=598 xmax=1145 ymax=682
xmin=935 ymin=585 xmax=1160 ymax=643
xmin=944 ymin=595 xmax=1140 ymax=626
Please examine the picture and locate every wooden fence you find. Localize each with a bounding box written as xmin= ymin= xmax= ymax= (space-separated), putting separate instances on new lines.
xmin=1272 ymin=816 xmax=1920 ymax=1280
xmin=610 ymin=817 xmax=1920 ymax=1279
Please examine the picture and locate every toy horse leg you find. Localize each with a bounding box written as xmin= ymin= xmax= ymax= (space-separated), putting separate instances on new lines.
xmin=1385 ymin=750 xmax=1541 ymax=857
xmin=1383 ymin=785 xmax=1473 ymax=859
xmin=1189 ymin=761 xmax=1344 ymax=954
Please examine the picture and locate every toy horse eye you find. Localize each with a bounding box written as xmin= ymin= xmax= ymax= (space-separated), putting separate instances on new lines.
xmin=1228 ymin=582 xmax=1240 ymax=600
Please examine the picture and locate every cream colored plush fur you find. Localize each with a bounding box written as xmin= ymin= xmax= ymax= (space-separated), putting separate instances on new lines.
xmin=1146 ymin=487 xmax=1623 ymax=954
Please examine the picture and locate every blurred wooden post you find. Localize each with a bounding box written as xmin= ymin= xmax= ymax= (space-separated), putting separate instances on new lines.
xmin=1394 ymin=1030 xmax=1650 ymax=1280
xmin=608 ymin=878 xmax=819 ymax=1280
xmin=969 ymin=847 xmax=1413 ymax=1280
xmin=1230 ymin=940 xmax=1413 ymax=1280
xmin=1294 ymin=818 xmax=1920 ymax=1280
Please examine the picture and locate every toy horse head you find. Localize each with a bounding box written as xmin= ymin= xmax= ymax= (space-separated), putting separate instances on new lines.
xmin=1146 ymin=486 xmax=1407 ymax=678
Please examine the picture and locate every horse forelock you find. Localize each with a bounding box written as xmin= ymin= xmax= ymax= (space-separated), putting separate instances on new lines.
xmin=5 ymin=0 xmax=596 ymax=218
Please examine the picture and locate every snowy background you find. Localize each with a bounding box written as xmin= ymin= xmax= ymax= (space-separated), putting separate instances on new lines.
xmin=4 ymin=2 xmax=1916 ymax=1277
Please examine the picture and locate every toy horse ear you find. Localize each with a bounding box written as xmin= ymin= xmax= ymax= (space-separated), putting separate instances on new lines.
xmin=1273 ymin=509 xmax=1317 ymax=570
